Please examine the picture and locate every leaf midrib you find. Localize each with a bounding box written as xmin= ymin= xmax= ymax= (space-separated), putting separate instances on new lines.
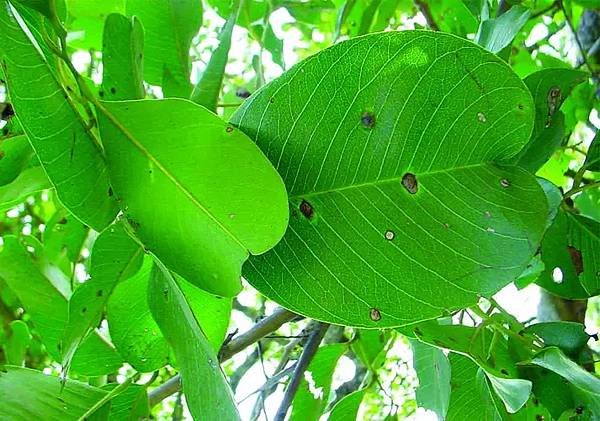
xmin=96 ymin=102 xmax=246 ymax=251
xmin=292 ymin=162 xmax=490 ymax=200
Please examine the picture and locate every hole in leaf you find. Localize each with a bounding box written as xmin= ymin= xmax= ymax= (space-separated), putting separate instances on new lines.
xmin=500 ymin=178 xmax=510 ymax=188
xmin=384 ymin=230 xmax=395 ymax=241
xmin=477 ymin=112 xmax=486 ymax=123
xmin=369 ymin=308 xmax=381 ymax=321
xmin=236 ymin=87 xmax=251 ymax=99
xmin=552 ymin=267 xmax=563 ymax=284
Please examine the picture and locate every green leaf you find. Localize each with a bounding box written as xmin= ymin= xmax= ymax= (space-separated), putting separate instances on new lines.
xmin=232 ymin=31 xmax=547 ymax=327
xmin=410 ymin=339 xmax=450 ymax=420
xmin=0 ymin=134 xmax=34 ymax=186
xmin=531 ymin=347 xmax=600 ymax=416
xmin=0 ymin=1 xmax=119 ymax=230
xmin=290 ymin=343 xmax=347 ymax=421
xmin=96 ymin=99 xmax=288 ymax=297
xmin=446 ymin=353 xmax=505 ymax=420
xmin=525 ymin=321 xmax=590 ymax=357
xmin=190 ymin=3 xmax=239 ymax=111
xmin=352 ymin=329 xmax=391 ymax=370
xmin=101 ymin=13 xmax=145 ymax=101
xmin=328 ymin=388 xmax=366 ymax=421
xmin=513 ymin=68 xmax=588 ymax=172
xmin=475 ymin=6 xmax=530 ymax=54
xmin=43 ymin=208 xmax=89 ymax=275
xmin=62 ymin=221 xmax=143 ymax=370
xmin=583 ymin=130 xmax=600 ymax=172
xmin=520 ymin=366 xmax=574 ymax=420
xmin=66 ymin=0 xmax=126 ymax=50
xmin=0 ymin=366 xmax=107 ymax=419
xmin=99 ymin=383 xmax=149 ymax=420
xmin=4 ymin=320 xmax=32 ymax=366
xmin=126 ymin=0 xmax=202 ymax=97
xmin=0 ymin=236 xmax=123 ymax=375
xmin=537 ymin=210 xmax=600 ymax=298
xmin=107 ymin=259 xmax=170 ymax=372
xmin=0 ymin=166 xmax=50 ymax=211
xmin=485 ymin=371 xmax=532 ymax=413
xmin=148 ymin=261 xmax=240 ymax=420
xmin=429 ymin=0 xmax=478 ymax=37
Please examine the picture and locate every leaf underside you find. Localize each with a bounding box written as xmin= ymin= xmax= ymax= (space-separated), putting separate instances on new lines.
xmin=232 ymin=31 xmax=548 ymax=327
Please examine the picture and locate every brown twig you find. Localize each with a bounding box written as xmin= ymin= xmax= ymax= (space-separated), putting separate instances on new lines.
xmin=147 ymin=307 xmax=297 ymax=407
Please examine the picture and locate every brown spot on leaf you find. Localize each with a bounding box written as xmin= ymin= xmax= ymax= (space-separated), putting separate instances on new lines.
xmin=369 ymin=308 xmax=381 ymax=321
xmin=567 ymin=246 xmax=584 ymax=275
xmin=402 ymin=173 xmax=418 ymax=194
xmin=0 ymin=151 xmax=4 ymax=160
xmin=96 ymin=290 xmax=103 ymax=297
xmin=575 ymin=406 xmax=584 ymax=415
xmin=108 ymin=187 xmax=113 ymax=197
xmin=225 ymin=126 xmax=234 ymax=133
xmin=299 ymin=200 xmax=314 ymax=219
xmin=360 ymin=111 xmax=375 ymax=129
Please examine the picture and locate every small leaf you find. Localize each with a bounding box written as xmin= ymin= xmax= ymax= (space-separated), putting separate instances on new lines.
xmin=410 ymin=339 xmax=451 ymax=420
xmin=148 ymin=261 xmax=240 ymax=420
xmin=475 ymin=5 xmax=530 ymax=54
xmin=0 ymin=1 xmax=119 ymax=230
xmin=485 ymin=371 xmax=532 ymax=413
xmin=0 ymin=166 xmax=50 ymax=211
xmin=101 ymin=13 xmax=145 ymax=100
xmin=4 ymin=320 xmax=32 ymax=366
xmin=0 ymin=366 xmax=107 ymax=419
xmin=190 ymin=3 xmax=239 ymax=111
xmin=97 ymin=99 xmax=288 ymax=297
xmin=0 ymin=236 xmax=122 ymax=375
xmin=126 ymin=0 xmax=202 ymax=97
xmin=583 ymin=130 xmax=600 ymax=172
xmin=61 ymin=221 xmax=143 ymax=370
xmin=290 ymin=343 xmax=347 ymax=421
xmin=0 ymin=134 xmax=34 ymax=186
xmin=513 ymin=68 xmax=588 ymax=172
xmin=537 ymin=210 xmax=600 ymax=298
xmin=107 ymin=259 xmax=170 ymax=372
xmin=328 ymin=388 xmax=366 ymax=421
xmin=525 ymin=322 xmax=590 ymax=357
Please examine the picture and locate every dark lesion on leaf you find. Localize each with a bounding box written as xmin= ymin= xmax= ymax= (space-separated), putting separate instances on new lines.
xmin=360 ymin=111 xmax=376 ymax=129
xmin=401 ymin=173 xmax=418 ymax=194
xmin=567 ymin=245 xmax=584 ymax=275
xmin=299 ymin=200 xmax=314 ymax=219
xmin=225 ymin=126 xmax=234 ymax=133
xmin=546 ymin=86 xmax=562 ymax=127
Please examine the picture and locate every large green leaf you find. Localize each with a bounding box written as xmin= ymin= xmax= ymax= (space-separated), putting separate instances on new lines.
xmin=231 ymin=31 xmax=547 ymax=327
xmin=0 ymin=236 xmax=123 ymax=376
xmin=537 ymin=210 xmax=600 ymax=298
xmin=0 ymin=366 xmax=107 ymax=419
xmin=126 ymin=0 xmax=202 ymax=97
xmin=524 ymin=321 xmax=590 ymax=357
xmin=0 ymin=134 xmax=33 ymax=186
xmin=290 ymin=343 xmax=347 ymax=421
xmin=66 ymin=0 xmax=126 ymax=49
xmin=96 ymin=99 xmax=288 ymax=297
xmin=410 ymin=339 xmax=451 ymax=420
xmin=148 ymin=262 xmax=240 ymax=420
xmin=101 ymin=13 xmax=145 ymax=101
xmin=0 ymin=1 xmax=119 ymax=230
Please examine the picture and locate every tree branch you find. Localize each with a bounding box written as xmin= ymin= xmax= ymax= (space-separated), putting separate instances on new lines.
xmin=147 ymin=307 xmax=297 ymax=407
xmin=414 ymin=0 xmax=439 ymax=31
xmin=273 ymin=322 xmax=330 ymax=421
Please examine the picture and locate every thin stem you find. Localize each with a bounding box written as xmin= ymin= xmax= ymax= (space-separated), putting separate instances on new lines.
xmin=564 ymin=180 xmax=600 ymax=199
xmin=274 ymin=322 xmax=330 ymax=421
